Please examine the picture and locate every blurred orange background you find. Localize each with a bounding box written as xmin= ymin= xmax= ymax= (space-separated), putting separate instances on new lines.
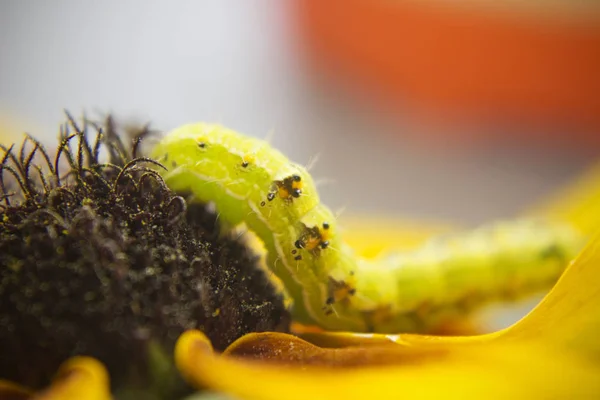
xmin=296 ymin=0 xmax=600 ymax=141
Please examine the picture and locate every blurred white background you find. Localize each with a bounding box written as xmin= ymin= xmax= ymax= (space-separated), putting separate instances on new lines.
xmin=0 ymin=0 xmax=595 ymax=226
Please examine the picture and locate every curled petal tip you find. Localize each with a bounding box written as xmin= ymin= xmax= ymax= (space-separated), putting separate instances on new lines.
xmin=175 ymin=330 xmax=214 ymax=386
xmin=33 ymin=357 xmax=110 ymax=400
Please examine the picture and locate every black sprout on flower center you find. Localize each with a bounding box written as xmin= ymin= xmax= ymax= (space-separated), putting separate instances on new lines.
xmin=0 ymin=112 xmax=290 ymax=393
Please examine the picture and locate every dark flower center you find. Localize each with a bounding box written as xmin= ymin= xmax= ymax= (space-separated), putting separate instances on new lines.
xmin=0 ymin=114 xmax=290 ymax=393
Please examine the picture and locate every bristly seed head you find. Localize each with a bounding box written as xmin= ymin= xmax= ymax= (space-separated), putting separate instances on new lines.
xmin=0 ymin=112 xmax=290 ymax=391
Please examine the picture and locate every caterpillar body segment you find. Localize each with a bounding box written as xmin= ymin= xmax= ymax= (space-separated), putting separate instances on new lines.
xmin=153 ymin=124 xmax=320 ymax=232
xmin=352 ymin=219 xmax=585 ymax=333
xmin=152 ymin=123 xmax=360 ymax=330
xmin=151 ymin=123 xmax=587 ymax=333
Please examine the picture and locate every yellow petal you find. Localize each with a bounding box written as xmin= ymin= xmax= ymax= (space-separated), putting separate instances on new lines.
xmin=0 ymin=112 xmax=43 ymax=146
xmin=222 ymin=331 xmax=424 ymax=367
xmin=0 ymin=115 xmax=16 ymax=144
xmin=174 ymin=229 xmax=600 ymax=399
xmin=499 ymin=232 xmax=600 ymax=352
xmin=32 ymin=357 xmax=111 ymax=400
xmin=175 ymin=330 xmax=600 ymax=399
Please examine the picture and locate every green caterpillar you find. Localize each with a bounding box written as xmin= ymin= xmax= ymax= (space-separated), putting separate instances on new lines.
xmin=151 ymin=123 xmax=586 ymax=333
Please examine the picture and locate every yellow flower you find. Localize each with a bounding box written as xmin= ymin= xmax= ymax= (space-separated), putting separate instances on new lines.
xmin=3 ymin=114 xmax=600 ymax=399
